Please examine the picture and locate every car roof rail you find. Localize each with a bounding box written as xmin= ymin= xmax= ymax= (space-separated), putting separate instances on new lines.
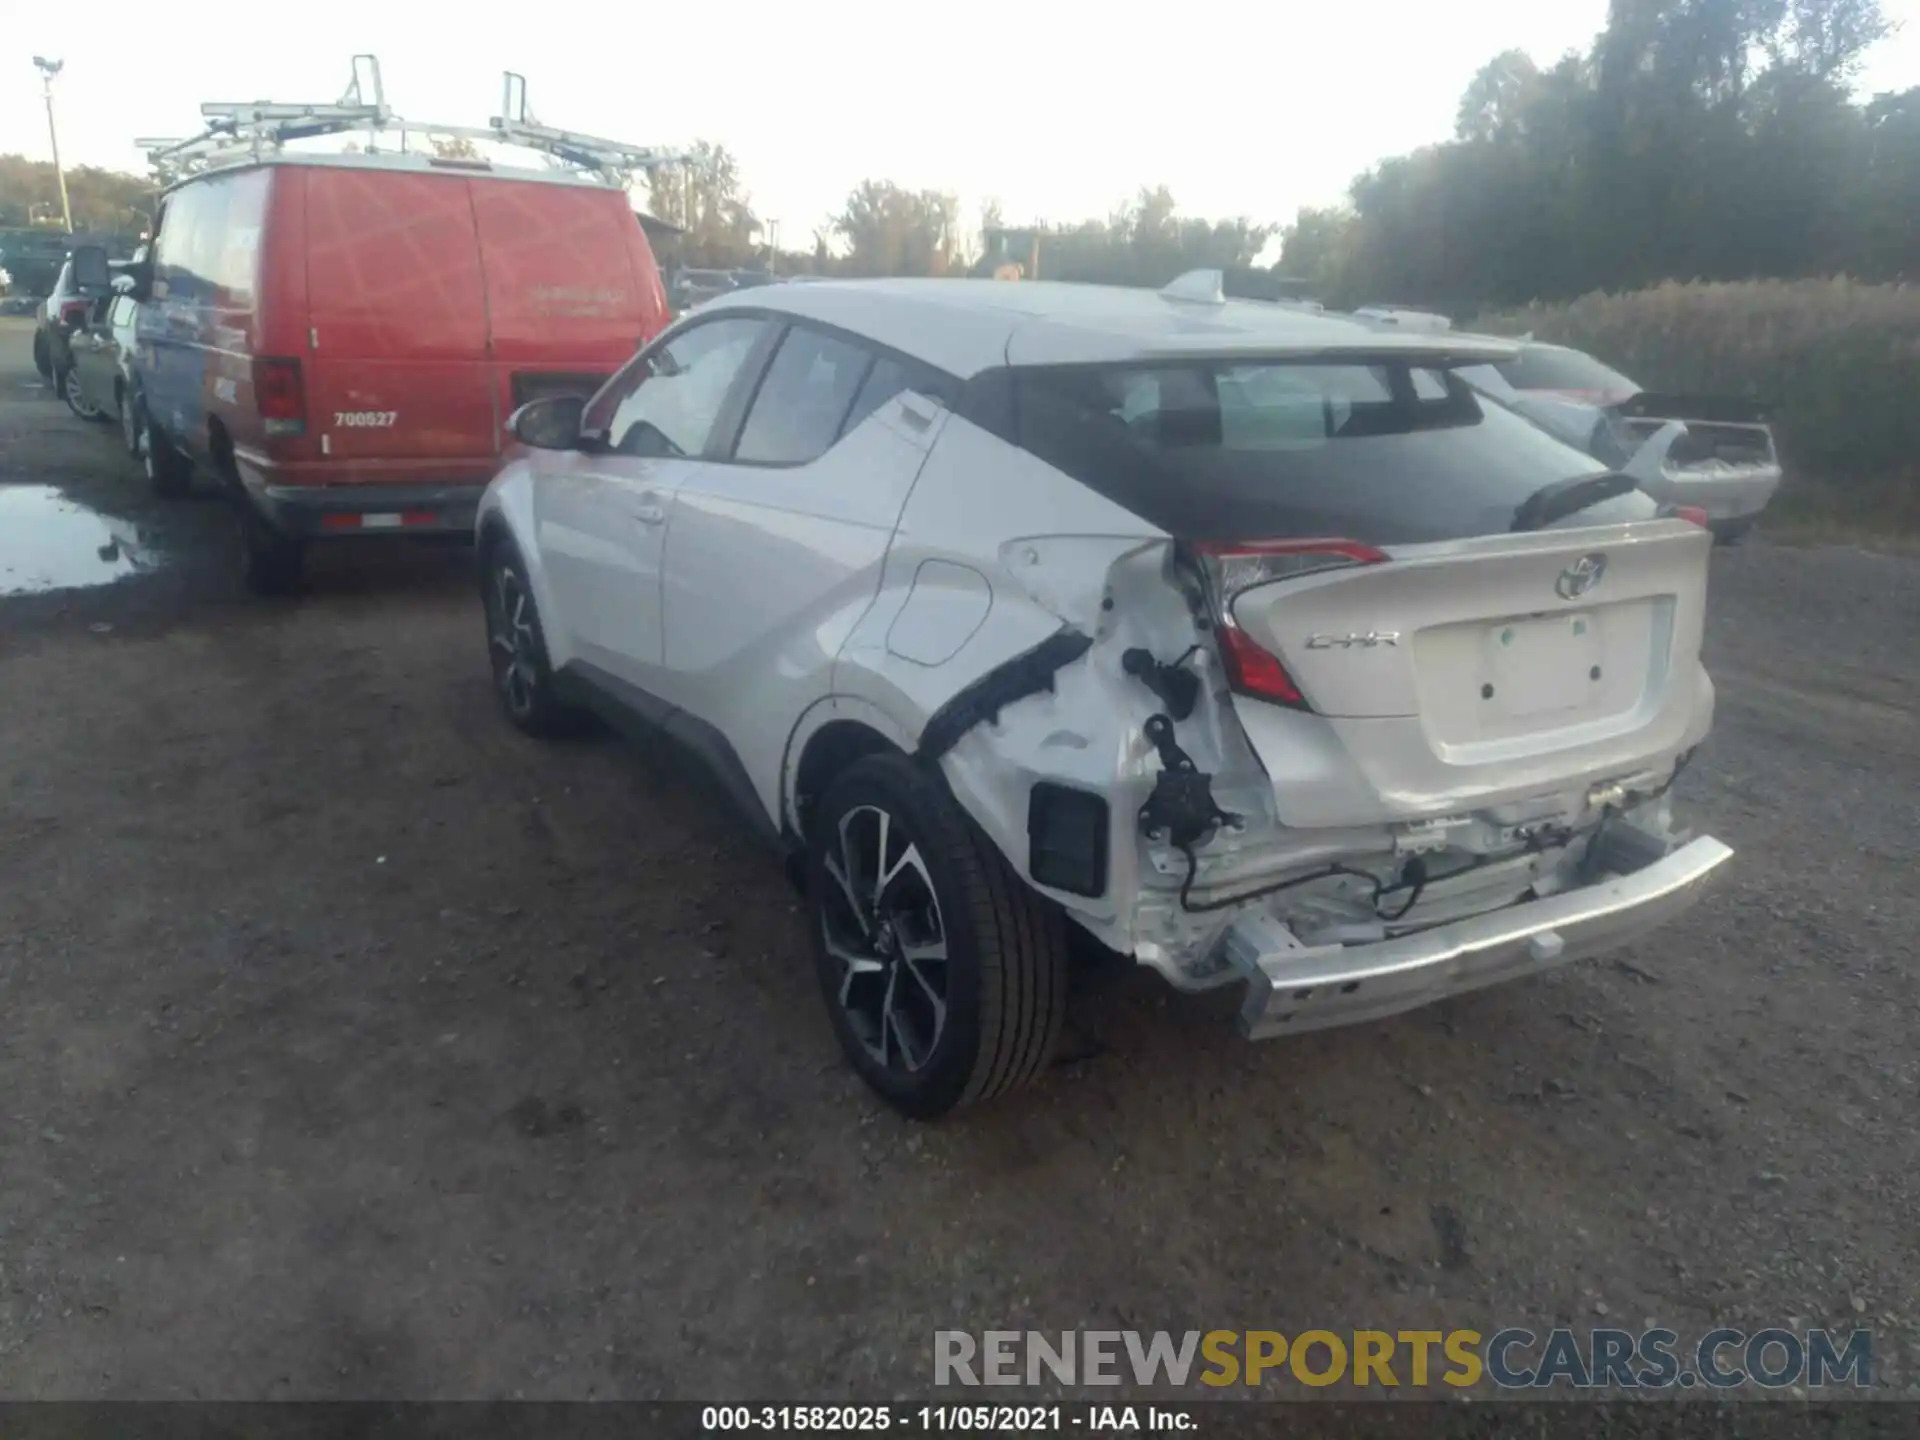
xmin=140 ymin=55 xmax=684 ymax=188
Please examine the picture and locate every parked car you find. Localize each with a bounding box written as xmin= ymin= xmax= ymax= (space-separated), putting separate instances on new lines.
xmin=477 ymin=276 xmax=1732 ymax=1117
xmin=1455 ymin=342 xmax=1782 ymax=542
xmin=1 ymin=226 xmax=75 ymax=305
xmin=32 ymin=253 xmax=112 ymax=384
xmin=62 ymin=282 xmax=148 ymax=464
xmin=668 ymin=266 xmax=738 ymax=312
xmin=74 ymin=147 xmax=673 ymax=593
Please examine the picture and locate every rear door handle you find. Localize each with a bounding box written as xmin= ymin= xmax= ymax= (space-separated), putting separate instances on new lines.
xmin=631 ymin=499 xmax=667 ymax=526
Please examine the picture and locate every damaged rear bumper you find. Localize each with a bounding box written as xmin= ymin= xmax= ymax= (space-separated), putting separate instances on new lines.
xmin=1222 ymin=834 xmax=1732 ymax=1040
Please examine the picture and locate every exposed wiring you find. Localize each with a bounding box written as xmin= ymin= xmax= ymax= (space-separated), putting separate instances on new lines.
xmin=1176 ymin=845 xmax=1383 ymax=915
xmin=1173 ymin=751 xmax=1697 ymax=922
xmin=1377 ymin=884 xmax=1425 ymax=922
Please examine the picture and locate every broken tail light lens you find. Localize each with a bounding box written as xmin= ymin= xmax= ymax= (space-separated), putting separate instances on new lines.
xmin=253 ymin=357 xmax=306 ymax=437
xmin=1658 ymin=503 xmax=1712 ymax=529
xmin=1192 ymin=539 xmax=1388 ymax=711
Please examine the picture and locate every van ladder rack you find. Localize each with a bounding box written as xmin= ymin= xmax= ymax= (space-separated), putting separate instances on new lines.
xmin=140 ymin=56 xmax=682 ymax=188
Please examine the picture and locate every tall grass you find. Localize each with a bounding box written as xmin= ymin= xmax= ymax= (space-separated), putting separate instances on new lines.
xmin=1478 ymin=279 xmax=1920 ymax=530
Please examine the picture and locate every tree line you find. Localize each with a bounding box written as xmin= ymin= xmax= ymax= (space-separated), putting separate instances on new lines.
xmin=0 ymin=154 xmax=154 ymax=234
xmin=12 ymin=0 xmax=1914 ymax=311
xmin=643 ymin=153 xmax=1273 ymax=286
xmin=1281 ymin=0 xmax=1920 ymax=308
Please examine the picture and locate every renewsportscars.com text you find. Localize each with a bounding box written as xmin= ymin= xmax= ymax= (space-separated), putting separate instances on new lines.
xmin=933 ymin=1327 xmax=1871 ymax=1391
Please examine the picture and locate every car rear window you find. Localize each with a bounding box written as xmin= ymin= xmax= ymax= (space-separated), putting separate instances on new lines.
xmin=1497 ymin=347 xmax=1638 ymax=395
xmin=1007 ymin=359 xmax=1657 ymax=544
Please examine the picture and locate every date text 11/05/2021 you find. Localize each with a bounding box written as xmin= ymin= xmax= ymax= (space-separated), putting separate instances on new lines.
xmin=703 ymin=1407 xmax=1186 ymax=1432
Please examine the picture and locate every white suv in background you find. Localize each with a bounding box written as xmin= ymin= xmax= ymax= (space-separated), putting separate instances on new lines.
xmin=476 ymin=275 xmax=1732 ymax=1117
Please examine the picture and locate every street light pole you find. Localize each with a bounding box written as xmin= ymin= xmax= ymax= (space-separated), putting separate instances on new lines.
xmin=32 ymin=57 xmax=74 ymax=234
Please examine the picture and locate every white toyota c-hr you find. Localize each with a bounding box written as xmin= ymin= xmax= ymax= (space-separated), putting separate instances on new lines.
xmin=476 ymin=274 xmax=1733 ymax=1117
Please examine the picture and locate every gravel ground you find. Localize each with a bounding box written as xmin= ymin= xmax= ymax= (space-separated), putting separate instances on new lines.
xmin=1 ymin=316 xmax=1916 ymax=1403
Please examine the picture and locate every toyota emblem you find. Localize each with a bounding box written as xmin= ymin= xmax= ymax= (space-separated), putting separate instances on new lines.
xmin=1555 ymin=554 xmax=1607 ymax=600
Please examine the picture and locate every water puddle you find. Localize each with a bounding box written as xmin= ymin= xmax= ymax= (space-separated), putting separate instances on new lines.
xmin=0 ymin=485 xmax=157 ymax=597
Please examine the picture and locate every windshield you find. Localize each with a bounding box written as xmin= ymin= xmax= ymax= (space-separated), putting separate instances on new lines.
xmin=1497 ymin=346 xmax=1638 ymax=395
xmin=1010 ymin=358 xmax=1657 ymax=544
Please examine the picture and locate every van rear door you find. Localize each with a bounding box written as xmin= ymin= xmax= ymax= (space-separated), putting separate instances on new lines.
xmin=301 ymin=167 xmax=499 ymax=471
xmin=466 ymin=178 xmax=665 ymax=413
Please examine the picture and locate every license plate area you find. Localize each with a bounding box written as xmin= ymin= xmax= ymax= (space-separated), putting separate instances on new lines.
xmin=1484 ymin=613 xmax=1600 ymax=718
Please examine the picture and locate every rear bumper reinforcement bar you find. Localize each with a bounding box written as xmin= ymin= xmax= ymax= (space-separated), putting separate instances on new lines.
xmin=1224 ymin=834 xmax=1733 ymax=1040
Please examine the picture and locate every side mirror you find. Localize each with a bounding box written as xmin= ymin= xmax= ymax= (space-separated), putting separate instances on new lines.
xmin=71 ymin=244 xmax=111 ymax=293
xmin=508 ymin=394 xmax=586 ymax=451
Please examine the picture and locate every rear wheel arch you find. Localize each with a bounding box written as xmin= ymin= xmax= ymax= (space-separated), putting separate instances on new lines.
xmin=475 ymin=512 xmax=514 ymax=572
xmin=207 ymin=415 xmax=237 ymax=483
xmin=786 ymin=709 xmax=917 ymax=848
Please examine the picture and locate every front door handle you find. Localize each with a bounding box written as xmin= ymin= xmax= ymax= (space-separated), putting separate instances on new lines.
xmin=631 ymin=499 xmax=666 ymax=526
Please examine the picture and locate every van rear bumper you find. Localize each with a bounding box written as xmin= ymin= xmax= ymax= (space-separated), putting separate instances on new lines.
xmin=255 ymin=482 xmax=484 ymax=539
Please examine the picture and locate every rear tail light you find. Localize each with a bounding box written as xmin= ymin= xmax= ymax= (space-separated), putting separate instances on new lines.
xmin=1655 ymin=502 xmax=1711 ymax=529
xmin=253 ymin=357 xmax=306 ymax=437
xmin=1191 ymin=539 xmax=1388 ymax=712
xmin=59 ymin=299 xmax=90 ymax=327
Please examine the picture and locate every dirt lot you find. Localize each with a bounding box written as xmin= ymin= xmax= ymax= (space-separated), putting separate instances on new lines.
xmin=2 ymin=314 xmax=1917 ymax=1401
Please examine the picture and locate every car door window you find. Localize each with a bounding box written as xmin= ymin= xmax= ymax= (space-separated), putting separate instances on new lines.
xmin=733 ymin=325 xmax=874 ymax=464
xmin=838 ymin=354 xmax=925 ymax=438
xmin=586 ymin=318 xmax=765 ymax=459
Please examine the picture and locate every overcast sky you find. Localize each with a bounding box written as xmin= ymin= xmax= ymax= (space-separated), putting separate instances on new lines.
xmin=6 ymin=0 xmax=1920 ymax=245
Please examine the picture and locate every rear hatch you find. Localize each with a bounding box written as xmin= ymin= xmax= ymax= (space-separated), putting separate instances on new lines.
xmin=467 ymin=175 xmax=669 ymax=415
xmin=1010 ymin=353 xmax=1711 ymax=825
xmin=300 ymin=167 xmax=666 ymax=479
xmin=301 ymin=166 xmax=500 ymax=473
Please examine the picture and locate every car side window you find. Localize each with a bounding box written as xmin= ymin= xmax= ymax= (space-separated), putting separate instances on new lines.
xmin=839 ymin=355 xmax=923 ymax=438
xmin=586 ymin=318 xmax=765 ymax=459
xmin=733 ymin=325 xmax=874 ymax=465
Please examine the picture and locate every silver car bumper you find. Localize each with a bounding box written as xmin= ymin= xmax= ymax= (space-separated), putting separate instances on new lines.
xmin=1224 ymin=835 xmax=1733 ymax=1040
xmin=1645 ymin=466 xmax=1781 ymax=521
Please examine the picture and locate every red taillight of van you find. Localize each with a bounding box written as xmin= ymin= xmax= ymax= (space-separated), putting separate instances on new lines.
xmin=1191 ymin=539 xmax=1388 ymax=711
xmin=253 ymin=357 xmax=306 ymax=437
xmin=59 ymin=300 xmax=90 ymax=328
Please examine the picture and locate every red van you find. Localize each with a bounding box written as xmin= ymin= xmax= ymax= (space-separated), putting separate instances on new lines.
xmin=105 ymin=152 xmax=671 ymax=591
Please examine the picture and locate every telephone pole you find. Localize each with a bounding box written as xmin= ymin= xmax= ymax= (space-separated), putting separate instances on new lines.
xmin=32 ymin=57 xmax=74 ymax=234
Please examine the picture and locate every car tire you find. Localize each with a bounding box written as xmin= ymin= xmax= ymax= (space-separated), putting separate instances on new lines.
xmin=60 ymin=366 xmax=107 ymax=422
xmin=119 ymin=385 xmax=143 ymax=459
xmin=234 ymin=498 xmax=305 ymax=596
xmin=482 ymin=540 xmax=586 ymax=738
xmin=33 ymin=331 xmax=51 ymax=379
xmin=807 ymin=752 xmax=1069 ymax=1118
xmin=1711 ymin=517 xmax=1755 ymax=546
xmin=143 ymin=418 xmax=193 ymax=499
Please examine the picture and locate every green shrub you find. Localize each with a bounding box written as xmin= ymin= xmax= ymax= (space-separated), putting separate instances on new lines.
xmin=1477 ymin=279 xmax=1920 ymax=526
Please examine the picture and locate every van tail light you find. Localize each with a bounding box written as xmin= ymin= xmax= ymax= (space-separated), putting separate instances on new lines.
xmin=253 ymin=357 xmax=306 ymax=437
xmin=59 ymin=299 xmax=90 ymax=327
xmin=1190 ymin=539 xmax=1388 ymax=712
